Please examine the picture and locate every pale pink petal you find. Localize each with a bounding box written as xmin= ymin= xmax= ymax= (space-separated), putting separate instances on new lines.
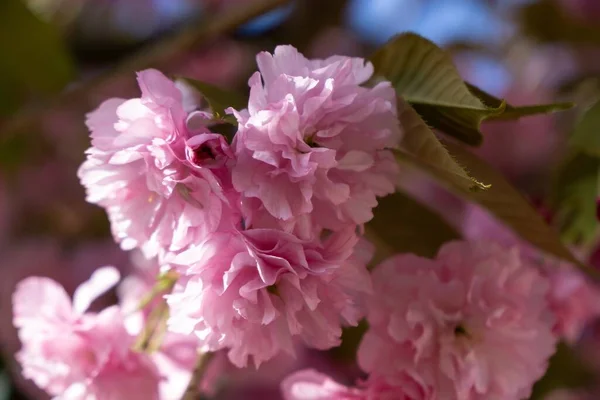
xmin=73 ymin=266 xmax=121 ymax=314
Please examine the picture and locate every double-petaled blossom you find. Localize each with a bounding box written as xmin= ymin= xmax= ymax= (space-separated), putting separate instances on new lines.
xmin=229 ymin=45 xmax=402 ymax=238
xmin=13 ymin=267 xmax=161 ymax=399
xmin=78 ymin=69 xmax=234 ymax=259
xmin=463 ymin=205 xmax=600 ymax=343
xmin=166 ymin=227 xmax=373 ymax=368
xmin=358 ymin=241 xmax=558 ymax=400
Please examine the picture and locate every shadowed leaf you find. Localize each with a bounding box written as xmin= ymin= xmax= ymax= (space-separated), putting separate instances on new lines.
xmin=396 ymin=141 xmax=599 ymax=279
xmin=530 ymin=342 xmax=594 ymax=399
xmin=366 ymin=190 xmax=460 ymax=265
xmin=181 ymin=78 xmax=247 ymax=121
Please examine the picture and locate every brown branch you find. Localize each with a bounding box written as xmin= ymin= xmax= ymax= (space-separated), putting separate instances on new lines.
xmin=181 ymin=351 xmax=215 ymax=400
xmin=0 ymin=0 xmax=291 ymax=140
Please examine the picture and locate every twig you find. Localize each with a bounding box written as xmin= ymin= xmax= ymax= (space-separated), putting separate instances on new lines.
xmin=0 ymin=0 xmax=291 ymax=140
xmin=181 ymin=351 xmax=215 ymax=400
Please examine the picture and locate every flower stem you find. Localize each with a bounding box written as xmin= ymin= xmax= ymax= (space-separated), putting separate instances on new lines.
xmin=181 ymin=351 xmax=214 ymax=400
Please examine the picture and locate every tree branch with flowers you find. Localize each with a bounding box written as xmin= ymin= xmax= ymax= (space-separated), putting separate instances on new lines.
xmin=5 ymin=1 xmax=600 ymax=399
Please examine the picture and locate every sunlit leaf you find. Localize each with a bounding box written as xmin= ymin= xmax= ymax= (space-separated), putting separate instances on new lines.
xmin=0 ymin=0 xmax=74 ymax=96
xmin=396 ymin=140 xmax=599 ymax=278
xmin=371 ymin=33 xmax=504 ymax=146
xmin=371 ymin=33 xmax=573 ymax=145
xmin=180 ymin=78 xmax=247 ymax=121
xmin=397 ymin=99 xmax=488 ymax=191
xmin=366 ymin=190 xmax=460 ymax=264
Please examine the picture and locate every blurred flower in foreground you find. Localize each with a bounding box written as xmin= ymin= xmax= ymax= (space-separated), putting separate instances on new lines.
xmin=0 ymin=240 xmax=127 ymax=362
xmin=212 ymin=345 xmax=359 ymax=400
xmin=117 ymin=253 xmax=200 ymax=400
xmin=13 ymin=267 xmax=162 ymax=399
xmin=282 ymin=369 xmax=397 ymax=399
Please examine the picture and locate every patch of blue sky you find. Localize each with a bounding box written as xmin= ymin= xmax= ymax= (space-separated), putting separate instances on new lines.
xmin=237 ymin=3 xmax=295 ymax=36
xmin=346 ymin=0 xmax=513 ymax=47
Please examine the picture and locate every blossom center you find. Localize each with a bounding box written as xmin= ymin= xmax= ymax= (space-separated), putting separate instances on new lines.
xmin=267 ymin=284 xmax=280 ymax=296
xmin=192 ymin=144 xmax=215 ymax=164
xmin=454 ymin=324 xmax=469 ymax=338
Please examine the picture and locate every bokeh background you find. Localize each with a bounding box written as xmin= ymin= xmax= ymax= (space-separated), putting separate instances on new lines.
xmin=2 ymin=0 xmax=600 ymax=399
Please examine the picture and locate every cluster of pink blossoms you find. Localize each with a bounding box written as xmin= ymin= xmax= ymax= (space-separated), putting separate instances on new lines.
xmin=76 ymin=44 xmax=401 ymax=370
xmin=12 ymin=44 xmax=592 ymax=400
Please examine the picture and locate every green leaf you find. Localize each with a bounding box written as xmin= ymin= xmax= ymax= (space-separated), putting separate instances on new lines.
xmin=551 ymin=97 xmax=600 ymax=247
xmin=366 ymin=190 xmax=461 ymax=264
xmin=569 ymin=99 xmax=600 ymax=156
xmin=0 ymin=0 xmax=74 ymax=95
xmin=466 ymin=83 xmax=575 ymax=120
xmin=553 ymin=153 xmax=599 ymax=245
xmin=397 ymin=140 xmax=600 ymax=279
xmin=520 ymin=0 xmax=600 ymax=44
xmin=371 ymin=33 xmax=573 ymax=145
xmin=180 ymin=78 xmax=247 ymax=121
xmin=371 ymin=33 xmax=504 ymax=146
xmin=397 ymin=99 xmax=489 ymax=191
xmin=530 ymin=342 xmax=594 ymax=400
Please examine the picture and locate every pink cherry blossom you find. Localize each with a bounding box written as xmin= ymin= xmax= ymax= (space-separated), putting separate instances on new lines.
xmin=546 ymin=264 xmax=600 ymax=343
xmin=166 ymin=227 xmax=373 ymax=367
xmin=359 ymin=241 xmax=558 ymax=400
xmin=13 ymin=267 xmax=161 ymax=399
xmin=462 ymin=205 xmax=600 ymax=343
xmin=78 ymin=69 xmax=234 ymax=258
xmin=230 ymin=45 xmax=402 ymax=237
